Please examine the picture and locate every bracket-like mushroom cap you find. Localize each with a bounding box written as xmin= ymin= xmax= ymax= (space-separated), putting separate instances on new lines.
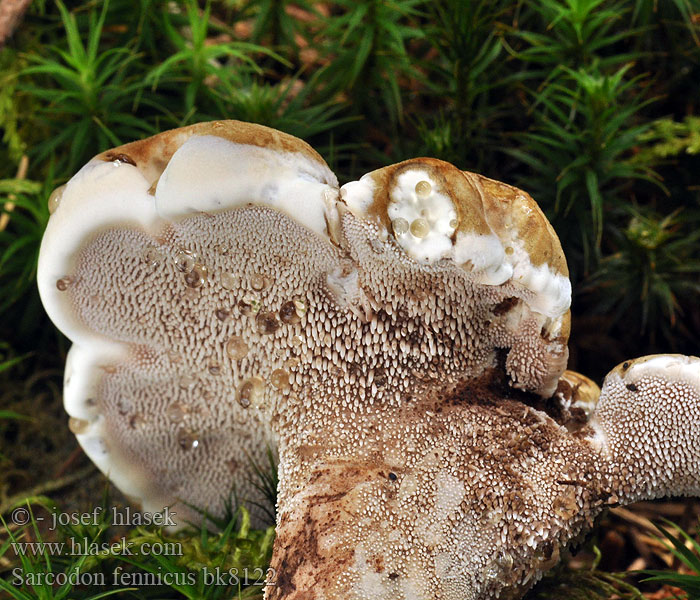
xmin=340 ymin=159 xmax=571 ymax=396
xmin=38 ymin=121 xmax=338 ymax=521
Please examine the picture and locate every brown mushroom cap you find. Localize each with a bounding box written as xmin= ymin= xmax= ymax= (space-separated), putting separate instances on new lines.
xmin=339 ymin=158 xmax=571 ymax=397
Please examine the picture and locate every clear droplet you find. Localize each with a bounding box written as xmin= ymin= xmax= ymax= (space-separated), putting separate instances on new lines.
xmin=392 ymin=218 xmax=409 ymax=236
xmin=68 ymin=417 xmax=89 ymax=434
xmin=270 ymin=368 xmax=290 ymax=391
xmin=415 ymin=180 xmax=432 ymax=198
xmin=221 ymin=272 xmax=237 ymax=290
xmin=178 ymin=374 xmax=196 ymax=390
xmin=410 ymin=218 xmax=430 ymax=238
xmin=214 ymin=243 xmax=229 ymax=256
xmin=128 ymin=413 xmax=146 ymax=430
xmin=175 ymin=249 xmax=196 ymax=273
xmin=166 ymin=402 xmax=188 ymax=422
xmin=177 ymin=427 xmax=200 ymax=451
xmin=142 ymin=245 xmax=163 ymax=266
xmin=256 ymin=311 xmax=279 ymax=335
xmin=207 ymin=358 xmax=221 ymax=375
xmin=226 ymin=335 xmax=248 ymax=360
xmin=250 ymin=273 xmax=266 ymax=291
xmin=184 ymin=263 xmax=207 ymax=288
xmin=279 ymin=300 xmax=301 ymax=324
xmin=237 ymin=376 xmax=264 ymax=408
xmin=449 ymin=218 xmax=459 ymax=229
xmin=291 ymin=335 xmax=303 ymax=348
xmin=215 ymin=308 xmax=230 ymax=321
xmin=48 ymin=184 xmax=66 ymax=214
xmin=137 ymin=315 xmax=148 ymax=325
xmin=182 ymin=287 xmax=200 ymax=301
xmin=56 ymin=277 xmax=71 ymax=291
xmin=238 ymin=295 xmax=261 ymax=316
xmin=285 ymin=357 xmax=300 ymax=369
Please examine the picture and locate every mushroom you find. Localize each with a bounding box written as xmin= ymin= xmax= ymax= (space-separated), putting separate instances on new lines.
xmin=37 ymin=121 xmax=700 ymax=599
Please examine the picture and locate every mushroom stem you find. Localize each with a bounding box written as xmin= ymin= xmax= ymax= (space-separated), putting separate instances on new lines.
xmin=589 ymin=354 xmax=700 ymax=504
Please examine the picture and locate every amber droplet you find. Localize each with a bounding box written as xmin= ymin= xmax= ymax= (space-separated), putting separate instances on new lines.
xmin=279 ymin=300 xmax=301 ymax=324
xmin=48 ymin=185 xmax=66 ymax=214
xmin=270 ymin=368 xmax=290 ymax=391
xmin=415 ymin=180 xmax=432 ymax=198
xmin=410 ymin=218 xmax=430 ymax=238
xmin=68 ymin=417 xmax=89 ymax=434
xmin=56 ymin=277 xmax=71 ymax=291
xmin=226 ymin=335 xmax=248 ymax=360
xmin=207 ymin=358 xmax=221 ymax=375
xmin=256 ymin=311 xmax=279 ymax=335
xmin=185 ymin=263 xmax=207 ymax=288
xmin=250 ymin=273 xmax=266 ymax=291
xmin=237 ymin=376 xmax=264 ymax=408
xmin=176 ymin=427 xmax=200 ymax=451
xmin=215 ymin=308 xmax=230 ymax=321
xmin=128 ymin=413 xmax=145 ymax=430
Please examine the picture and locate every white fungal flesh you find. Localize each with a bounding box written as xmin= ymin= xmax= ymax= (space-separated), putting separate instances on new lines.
xmin=341 ymin=174 xmax=375 ymax=217
xmin=155 ymin=135 xmax=337 ymax=237
xmin=386 ymin=171 xmax=458 ymax=264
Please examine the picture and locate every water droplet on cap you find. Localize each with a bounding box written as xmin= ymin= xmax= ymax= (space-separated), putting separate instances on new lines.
xmin=237 ymin=376 xmax=264 ymax=408
xmin=256 ymin=311 xmax=279 ymax=335
xmin=177 ymin=427 xmax=200 ymax=451
xmin=226 ymin=335 xmax=248 ymax=360
xmin=270 ymin=368 xmax=290 ymax=391
xmin=415 ymin=180 xmax=432 ymax=198
xmin=48 ymin=184 xmax=66 ymax=214
xmin=178 ymin=374 xmax=197 ymax=390
xmin=250 ymin=273 xmax=266 ymax=291
xmin=392 ymin=218 xmax=409 ymax=236
xmin=279 ymin=300 xmax=301 ymax=324
xmin=175 ymin=249 xmax=196 ymax=273
xmin=167 ymin=402 xmax=188 ymax=422
xmin=142 ymin=245 xmax=163 ymax=266
xmin=68 ymin=417 xmax=89 ymax=434
xmin=56 ymin=277 xmax=71 ymax=291
xmin=221 ymin=272 xmax=237 ymax=290
xmin=128 ymin=413 xmax=146 ymax=430
xmin=185 ymin=263 xmax=207 ymax=288
xmin=207 ymin=358 xmax=221 ymax=375
xmin=410 ymin=218 xmax=430 ymax=238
